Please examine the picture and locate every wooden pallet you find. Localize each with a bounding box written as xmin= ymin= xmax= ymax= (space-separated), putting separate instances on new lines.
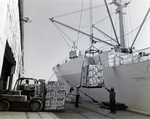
xmin=100 ymin=101 xmax=128 ymax=110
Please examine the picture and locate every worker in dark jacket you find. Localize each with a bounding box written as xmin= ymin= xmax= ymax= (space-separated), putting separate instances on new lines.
xmin=69 ymin=86 xmax=74 ymax=94
xmin=24 ymin=79 xmax=31 ymax=100
xmin=105 ymin=86 xmax=116 ymax=114
xmin=75 ymin=85 xmax=80 ymax=108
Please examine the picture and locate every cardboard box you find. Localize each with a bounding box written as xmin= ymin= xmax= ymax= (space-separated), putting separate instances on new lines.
xmin=45 ymin=81 xmax=66 ymax=111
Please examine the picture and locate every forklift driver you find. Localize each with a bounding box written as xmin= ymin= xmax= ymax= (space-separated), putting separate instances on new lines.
xmin=24 ymin=79 xmax=32 ymax=100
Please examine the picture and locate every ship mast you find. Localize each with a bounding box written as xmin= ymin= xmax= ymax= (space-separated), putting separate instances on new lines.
xmin=104 ymin=0 xmax=132 ymax=53
xmin=112 ymin=0 xmax=127 ymax=48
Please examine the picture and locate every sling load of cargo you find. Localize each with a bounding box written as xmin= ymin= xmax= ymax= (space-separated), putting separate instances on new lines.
xmin=80 ymin=45 xmax=105 ymax=88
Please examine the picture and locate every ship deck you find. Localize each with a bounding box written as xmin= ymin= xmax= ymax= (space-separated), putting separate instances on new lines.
xmin=0 ymin=101 xmax=150 ymax=119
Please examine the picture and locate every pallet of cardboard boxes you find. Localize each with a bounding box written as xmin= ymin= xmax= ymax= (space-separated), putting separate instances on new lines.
xmin=45 ymin=81 xmax=66 ymax=111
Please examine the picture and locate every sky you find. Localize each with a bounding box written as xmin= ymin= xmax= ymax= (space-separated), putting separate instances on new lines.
xmin=23 ymin=0 xmax=150 ymax=81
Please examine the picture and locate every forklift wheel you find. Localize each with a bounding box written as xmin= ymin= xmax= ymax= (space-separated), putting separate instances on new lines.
xmin=0 ymin=100 xmax=10 ymax=111
xmin=30 ymin=100 xmax=43 ymax=112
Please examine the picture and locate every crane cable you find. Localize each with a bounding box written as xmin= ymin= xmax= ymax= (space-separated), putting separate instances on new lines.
xmin=48 ymin=73 xmax=55 ymax=81
xmin=76 ymin=0 xmax=84 ymax=47
xmin=53 ymin=4 xmax=105 ymax=19
xmin=54 ymin=22 xmax=85 ymax=53
xmin=134 ymin=17 xmax=150 ymax=47
xmin=54 ymin=23 xmax=74 ymax=49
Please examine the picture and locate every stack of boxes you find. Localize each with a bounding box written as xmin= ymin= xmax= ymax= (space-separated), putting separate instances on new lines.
xmin=81 ymin=66 xmax=88 ymax=87
xmin=65 ymin=94 xmax=76 ymax=103
xmin=45 ymin=81 xmax=66 ymax=111
xmin=81 ymin=64 xmax=104 ymax=88
xmin=87 ymin=64 xmax=104 ymax=87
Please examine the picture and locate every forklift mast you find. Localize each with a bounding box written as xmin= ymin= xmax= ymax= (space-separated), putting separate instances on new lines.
xmin=38 ymin=79 xmax=46 ymax=104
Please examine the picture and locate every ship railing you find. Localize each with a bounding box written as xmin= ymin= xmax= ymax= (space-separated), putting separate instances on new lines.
xmin=54 ymin=51 xmax=85 ymax=67
xmin=54 ymin=47 xmax=150 ymax=68
xmin=107 ymin=47 xmax=150 ymax=67
xmin=54 ymin=57 xmax=71 ymax=67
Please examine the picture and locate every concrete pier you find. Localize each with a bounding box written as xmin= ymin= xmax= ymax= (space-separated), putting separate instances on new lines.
xmin=0 ymin=101 xmax=149 ymax=119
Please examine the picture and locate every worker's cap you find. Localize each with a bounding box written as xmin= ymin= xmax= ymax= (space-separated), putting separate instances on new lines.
xmin=26 ymin=79 xmax=29 ymax=82
xmin=111 ymin=86 xmax=114 ymax=89
xmin=77 ymin=85 xmax=80 ymax=88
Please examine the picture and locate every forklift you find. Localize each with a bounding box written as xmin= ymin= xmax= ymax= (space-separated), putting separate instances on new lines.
xmin=0 ymin=78 xmax=46 ymax=112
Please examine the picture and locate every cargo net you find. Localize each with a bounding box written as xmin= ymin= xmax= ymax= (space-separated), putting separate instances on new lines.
xmin=81 ymin=46 xmax=105 ymax=88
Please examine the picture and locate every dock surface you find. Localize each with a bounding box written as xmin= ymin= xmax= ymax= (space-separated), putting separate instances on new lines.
xmin=0 ymin=101 xmax=149 ymax=119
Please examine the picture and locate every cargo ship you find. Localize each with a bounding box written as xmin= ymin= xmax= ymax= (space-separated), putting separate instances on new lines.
xmin=50 ymin=0 xmax=150 ymax=114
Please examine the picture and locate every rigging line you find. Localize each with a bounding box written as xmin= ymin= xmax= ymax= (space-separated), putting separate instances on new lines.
xmin=134 ymin=19 xmax=149 ymax=47
xmin=76 ymin=0 xmax=84 ymax=47
xmin=118 ymin=16 xmax=150 ymax=39
xmin=128 ymin=5 xmax=134 ymax=44
xmin=55 ymin=23 xmax=73 ymax=47
xmin=55 ymin=23 xmax=76 ymax=44
xmin=69 ymin=11 xmax=113 ymax=28
xmin=53 ymin=14 xmax=115 ymax=44
xmin=63 ymin=76 xmax=98 ymax=102
xmin=53 ymin=23 xmax=90 ymax=47
xmin=50 ymin=19 xmax=115 ymax=46
xmin=48 ymin=73 xmax=55 ymax=81
xmin=55 ymin=23 xmax=83 ymax=52
xmin=104 ymin=0 xmax=119 ymax=45
xmin=111 ymin=2 xmax=113 ymax=45
xmin=93 ymin=25 xmax=117 ymax=43
xmin=124 ymin=9 xmax=129 ymax=46
xmin=101 ymin=33 xmax=116 ymax=45
xmin=74 ymin=28 xmax=91 ymax=44
xmin=96 ymin=39 xmax=115 ymax=44
xmin=131 ymin=7 xmax=150 ymax=48
xmin=99 ymin=44 xmax=113 ymax=50
xmin=54 ymin=23 xmax=72 ymax=49
xmin=131 ymin=63 xmax=148 ymax=73
xmin=69 ymin=25 xmax=89 ymax=28
xmin=75 ymin=25 xmax=116 ymax=46
xmin=99 ymin=44 xmax=109 ymax=49
xmin=93 ymin=12 xmax=115 ymax=26
xmin=53 ymin=4 xmax=105 ymax=19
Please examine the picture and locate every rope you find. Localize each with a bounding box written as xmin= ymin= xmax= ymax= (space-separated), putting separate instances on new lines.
xmin=93 ymin=12 xmax=115 ymax=26
xmin=63 ymin=76 xmax=98 ymax=103
xmin=134 ymin=18 xmax=150 ymax=46
xmin=76 ymin=0 xmax=84 ymax=47
xmin=54 ymin=22 xmax=86 ymax=54
xmin=48 ymin=73 xmax=55 ymax=81
xmin=128 ymin=5 xmax=134 ymax=44
xmin=54 ymin=23 xmax=73 ymax=49
xmin=118 ymin=16 xmax=150 ymax=40
xmin=53 ymin=4 xmax=105 ymax=19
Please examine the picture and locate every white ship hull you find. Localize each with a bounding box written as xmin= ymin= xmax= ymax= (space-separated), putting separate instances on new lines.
xmin=53 ymin=54 xmax=150 ymax=114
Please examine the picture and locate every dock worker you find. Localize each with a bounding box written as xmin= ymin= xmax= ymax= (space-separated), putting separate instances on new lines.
xmin=69 ymin=86 xmax=74 ymax=94
xmin=24 ymin=79 xmax=32 ymax=100
xmin=24 ymin=79 xmax=30 ymax=90
xmin=105 ymin=86 xmax=116 ymax=114
xmin=75 ymin=85 xmax=80 ymax=108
